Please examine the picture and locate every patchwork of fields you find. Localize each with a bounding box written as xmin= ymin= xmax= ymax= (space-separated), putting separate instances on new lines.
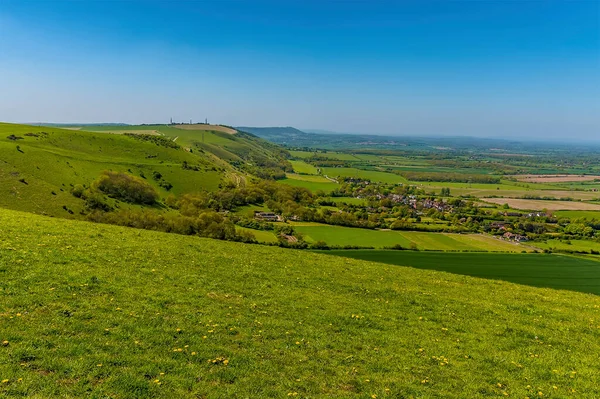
xmin=293 ymin=224 xmax=525 ymax=251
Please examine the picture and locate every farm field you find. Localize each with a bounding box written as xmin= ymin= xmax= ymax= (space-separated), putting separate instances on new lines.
xmin=513 ymin=174 xmax=600 ymax=183
xmin=280 ymin=174 xmax=339 ymax=192
xmin=532 ymin=239 xmax=600 ymax=254
xmin=321 ymin=167 xmax=408 ymax=184
xmin=324 ymin=250 xmax=600 ymax=295
xmin=482 ymin=198 xmax=600 ymax=211
xmin=554 ymin=210 xmax=600 ymax=220
xmin=290 ymin=160 xmax=319 ymax=175
xmin=294 ymin=224 xmax=525 ymax=252
xmin=288 ymin=150 xmax=362 ymax=161
xmin=416 ymin=179 xmax=569 ymax=191
xmin=447 ymin=188 xmax=599 ymax=200
xmin=235 ymin=226 xmax=278 ymax=243
xmin=1 ymin=208 xmax=600 ymax=397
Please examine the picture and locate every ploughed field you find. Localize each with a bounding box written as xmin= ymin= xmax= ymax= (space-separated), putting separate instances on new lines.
xmin=482 ymin=198 xmax=600 ymax=211
xmin=1 ymin=208 xmax=599 ymax=398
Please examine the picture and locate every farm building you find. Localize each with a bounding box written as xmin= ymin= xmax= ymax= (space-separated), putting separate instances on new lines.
xmin=503 ymin=232 xmax=528 ymax=242
xmin=254 ymin=211 xmax=282 ymax=222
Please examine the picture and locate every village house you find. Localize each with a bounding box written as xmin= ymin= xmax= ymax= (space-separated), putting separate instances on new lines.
xmin=503 ymin=232 xmax=528 ymax=242
xmin=254 ymin=211 xmax=282 ymax=222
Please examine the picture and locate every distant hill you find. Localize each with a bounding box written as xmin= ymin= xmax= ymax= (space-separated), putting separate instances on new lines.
xmin=31 ymin=123 xmax=130 ymax=127
xmin=0 ymin=122 xmax=291 ymax=217
xmin=236 ymin=126 xmax=307 ymax=137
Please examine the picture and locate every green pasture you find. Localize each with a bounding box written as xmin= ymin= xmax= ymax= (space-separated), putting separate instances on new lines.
xmin=321 ymin=167 xmax=408 ymax=184
xmin=532 ymin=239 xmax=600 ymax=253
xmin=554 ymin=210 xmax=600 ymax=220
xmin=294 ymin=224 xmax=523 ymax=252
xmin=324 ymin=250 xmax=600 ymax=295
xmin=279 ymin=174 xmax=339 ymax=193
xmin=290 ymin=160 xmax=319 ymax=175
xmin=1 ymin=208 xmax=599 ymax=397
xmin=235 ymin=226 xmax=278 ymax=243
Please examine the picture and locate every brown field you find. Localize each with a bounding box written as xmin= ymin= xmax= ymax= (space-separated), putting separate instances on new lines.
xmin=173 ymin=124 xmax=237 ymax=134
xmin=513 ymin=174 xmax=600 ymax=183
xmin=482 ymin=198 xmax=600 ymax=211
xmin=107 ymin=129 xmax=161 ymax=135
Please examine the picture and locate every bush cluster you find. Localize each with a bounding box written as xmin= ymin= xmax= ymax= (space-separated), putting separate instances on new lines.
xmin=92 ymin=171 xmax=159 ymax=205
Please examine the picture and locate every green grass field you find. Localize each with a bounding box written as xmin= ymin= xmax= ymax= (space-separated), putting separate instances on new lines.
xmin=324 ymin=250 xmax=600 ymax=295
xmin=294 ymin=224 xmax=524 ymax=252
xmin=532 ymin=239 xmax=600 ymax=253
xmin=280 ymin=174 xmax=339 ymax=193
xmin=235 ymin=226 xmax=278 ymax=243
xmin=1 ymin=208 xmax=600 ymax=397
xmin=554 ymin=210 xmax=600 ymax=220
xmin=290 ymin=160 xmax=320 ymax=175
xmin=321 ymin=167 xmax=408 ymax=184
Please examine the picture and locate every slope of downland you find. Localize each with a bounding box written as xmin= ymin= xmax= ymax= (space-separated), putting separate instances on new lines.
xmin=85 ymin=124 xmax=292 ymax=180
xmin=0 ymin=208 xmax=599 ymax=398
xmin=0 ymin=123 xmax=224 ymax=217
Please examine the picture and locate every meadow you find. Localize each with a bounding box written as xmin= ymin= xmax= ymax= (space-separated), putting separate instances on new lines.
xmin=532 ymin=239 xmax=600 ymax=254
xmin=280 ymin=174 xmax=339 ymax=193
xmin=290 ymin=160 xmax=319 ymax=175
xmin=554 ymin=210 xmax=600 ymax=220
xmin=293 ymin=224 xmax=524 ymax=252
xmin=1 ymin=208 xmax=600 ymax=398
xmin=321 ymin=167 xmax=408 ymax=184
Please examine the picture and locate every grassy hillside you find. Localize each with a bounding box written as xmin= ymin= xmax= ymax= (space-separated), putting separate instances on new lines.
xmin=1 ymin=208 xmax=599 ymax=398
xmin=83 ymin=124 xmax=293 ymax=180
xmin=0 ymin=123 xmax=226 ymax=217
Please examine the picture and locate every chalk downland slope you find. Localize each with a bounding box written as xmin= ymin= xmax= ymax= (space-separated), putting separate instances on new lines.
xmin=172 ymin=124 xmax=238 ymax=135
xmin=83 ymin=123 xmax=293 ymax=180
xmin=0 ymin=123 xmax=228 ymax=217
xmin=0 ymin=122 xmax=293 ymax=217
xmin=0 ymin=208 xmax=599 ymax=398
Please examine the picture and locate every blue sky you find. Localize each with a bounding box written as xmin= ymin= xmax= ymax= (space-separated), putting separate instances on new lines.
xmin=0 ymin=0 xmax=598 ymax=139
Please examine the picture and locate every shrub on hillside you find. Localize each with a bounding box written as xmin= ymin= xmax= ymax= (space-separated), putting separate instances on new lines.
xmin=92 ymin=171 xmax=159 ymax=205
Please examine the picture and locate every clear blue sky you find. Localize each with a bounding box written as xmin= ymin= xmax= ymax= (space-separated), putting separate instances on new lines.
xmin=0 ymin=0 xmax=598 ymax=139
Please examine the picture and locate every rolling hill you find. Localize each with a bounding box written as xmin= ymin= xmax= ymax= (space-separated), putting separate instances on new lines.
xmin=0 ymin=123 xmax=291 ymax=217
xmin=1 ymin=207 xmax=599 ymax=398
